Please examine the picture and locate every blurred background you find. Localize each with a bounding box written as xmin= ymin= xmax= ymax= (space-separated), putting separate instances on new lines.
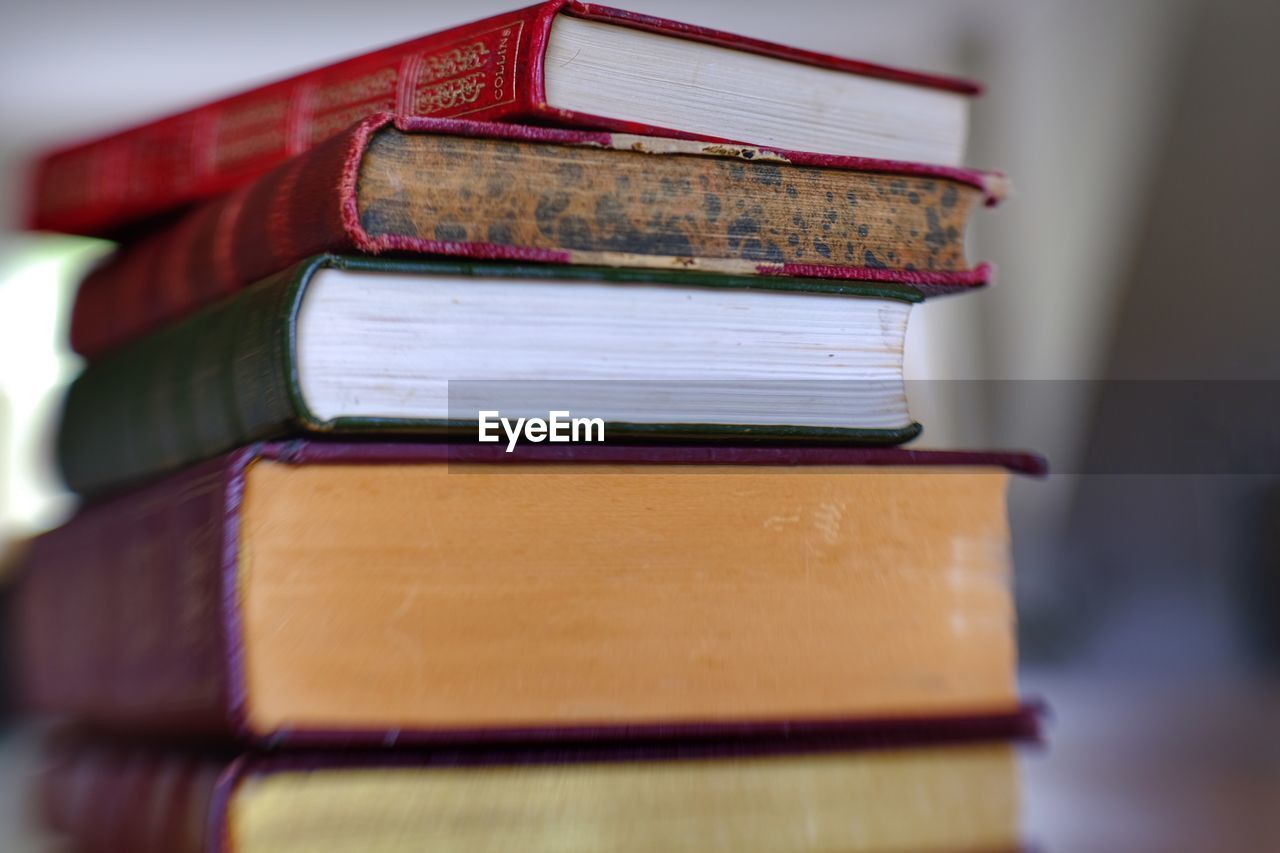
xmin=1 ymin=0 xmax=1277 ymax=849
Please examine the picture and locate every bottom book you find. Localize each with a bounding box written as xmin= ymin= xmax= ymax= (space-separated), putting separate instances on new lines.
xmin=41 ymin=735 xmax=1027 ymax=853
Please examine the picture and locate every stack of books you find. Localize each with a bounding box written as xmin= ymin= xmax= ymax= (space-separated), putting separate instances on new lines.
xmin=15 ymin=2 xmax=1044 ymax=850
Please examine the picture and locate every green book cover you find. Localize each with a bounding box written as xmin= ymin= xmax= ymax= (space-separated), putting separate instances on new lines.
xmin=57 ymin=254 xmax=924 ymax=496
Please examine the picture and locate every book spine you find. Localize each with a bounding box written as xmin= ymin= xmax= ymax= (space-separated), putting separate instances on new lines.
xmin=29 ymin=2 xmax=559 ymax=237
xmin=15 ymin=455 xmax=242 ymax=735
xmin=68 ymin=117 xmax=380 ymax=360
xmin=59 ymin=263 xmax=305 ymax=496
xmin=40 ymin=740 xmax=231 ymax=853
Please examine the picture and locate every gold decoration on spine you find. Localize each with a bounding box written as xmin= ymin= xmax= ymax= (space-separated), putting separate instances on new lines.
xmin=415 ymin=72 xmax=487 ymax=115
xmin=418 ymin=42 xmax=490 ymax=85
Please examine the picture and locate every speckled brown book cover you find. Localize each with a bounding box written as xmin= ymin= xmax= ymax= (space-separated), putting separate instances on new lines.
xmin=357 ymin=131 xmax=977 ymax=275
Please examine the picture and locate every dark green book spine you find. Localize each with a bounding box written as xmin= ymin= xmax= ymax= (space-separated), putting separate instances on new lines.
xmin=57 ymin=262 xmax=310 ymax=496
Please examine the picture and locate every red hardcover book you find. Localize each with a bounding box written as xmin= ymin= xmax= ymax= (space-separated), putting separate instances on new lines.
xmin=16 ymin=441 xmax=1044 ymax=747
xmin=28 ymin=0 xmax=980 ymax=237
xmin=68 ymin=115 xmax=1003 ymax=360
xmin=40 ymin=730 xmax=1038 ymax=853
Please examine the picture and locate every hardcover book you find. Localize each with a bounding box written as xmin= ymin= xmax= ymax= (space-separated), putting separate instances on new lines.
xmin=17 ymin=441 xmax=1045 ymax=745
xmin=40 ymin=735 xmax=1031 ymax=853
xmin=29 ymin=0 xmax=980 ymax=237
xmin=68 ymin=115 xmax=1001 ymax=360
xmin=59 ymin=255 xmax=932 ymax=496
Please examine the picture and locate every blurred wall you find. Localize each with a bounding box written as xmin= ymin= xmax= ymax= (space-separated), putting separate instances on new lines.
xmin=1066 ymin=0 xmax=1280 ymax=674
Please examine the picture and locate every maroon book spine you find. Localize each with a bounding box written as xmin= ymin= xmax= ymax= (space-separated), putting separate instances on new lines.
xmin=40 ymin=739 xmax=230 ymax=853
xmin=16 ymin=454 xmax=242 ymax=737
xmin=28 ymin=1 xmax=979 ymax=238
xmin=68 ymin=113 xmax=1002 ymax=360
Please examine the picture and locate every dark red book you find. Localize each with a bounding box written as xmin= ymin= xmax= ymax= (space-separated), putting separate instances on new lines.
xmin=40 ymin=728 xmax=1037 ymax=853
xmin=28 ymin=1 xmax=980 ymax=238
xmin=67 ymin=116 xmax=1002 ymax=360
xmin=17 ymin=441 xmax=1044 ymax=747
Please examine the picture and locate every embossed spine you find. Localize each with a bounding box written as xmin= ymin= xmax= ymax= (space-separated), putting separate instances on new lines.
xmin=30 ymin=2 xmax=559 ymax=236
